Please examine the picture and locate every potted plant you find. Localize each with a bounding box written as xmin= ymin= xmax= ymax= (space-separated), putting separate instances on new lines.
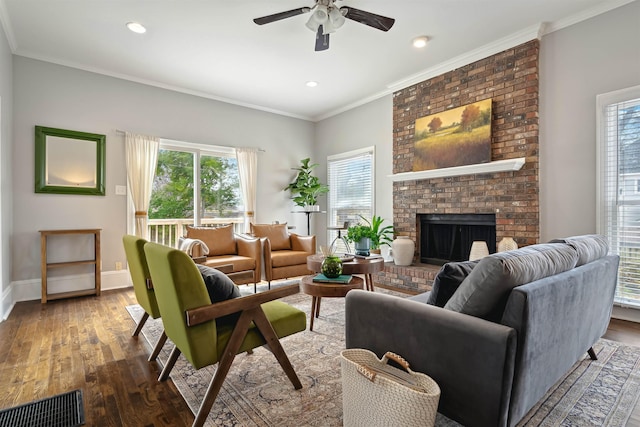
xmin=346 ymin=223 xmax=375 ymax=256
xmin=359 ymin=214 xmax=394 ymax=252
xmin=284 ymin=158 xmax=329 ymax=211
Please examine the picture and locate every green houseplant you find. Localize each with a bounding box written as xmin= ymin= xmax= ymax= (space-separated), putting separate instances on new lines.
xmin=361 ymin=215 xmax=394 ymax=250
xmin=284 ymin=158 xmax=329 ymax=211
xmin=345 ymin=223 xmax=375 ymax=256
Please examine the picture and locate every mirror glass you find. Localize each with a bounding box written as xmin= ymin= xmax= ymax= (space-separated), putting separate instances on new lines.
xmin=35 ymin=126 xmax=106 ymax=196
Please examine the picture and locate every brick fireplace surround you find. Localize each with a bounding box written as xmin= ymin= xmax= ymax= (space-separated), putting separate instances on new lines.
xmin=376 ymin=39 xmax=540 ymax=293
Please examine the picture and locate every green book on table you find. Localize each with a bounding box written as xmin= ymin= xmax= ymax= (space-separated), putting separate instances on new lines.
xmin=313 ymin=274 xmax=353 ymax=284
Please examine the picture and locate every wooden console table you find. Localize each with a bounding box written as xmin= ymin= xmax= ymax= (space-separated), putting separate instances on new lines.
xmin=40 ymin=228 xmax=101 ymax=303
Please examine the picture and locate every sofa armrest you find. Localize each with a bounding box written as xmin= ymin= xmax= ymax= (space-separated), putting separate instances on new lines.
xmin=346 ymin=290 xmax=516 ymax=427
xmin=291 ymin=234 xmax=315 ymax=254
xmin=261 ymin=237 xmax=273 ymax=281
xmin=236 ymin=233 xmax=260 ymax=257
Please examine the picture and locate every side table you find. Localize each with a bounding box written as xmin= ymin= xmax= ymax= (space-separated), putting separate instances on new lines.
xmin=300 ymin=275 xmax=364 ymax=331
xmin=306 ymin=254 xmax=384 ymax=292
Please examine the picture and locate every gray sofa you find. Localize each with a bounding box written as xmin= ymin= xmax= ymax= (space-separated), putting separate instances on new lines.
xmin=345 ymin=235 xmax=619 ymax=427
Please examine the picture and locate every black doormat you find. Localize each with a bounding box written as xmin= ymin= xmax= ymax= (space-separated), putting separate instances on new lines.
xmin=0 ymin=389 xmax=84 ymax=427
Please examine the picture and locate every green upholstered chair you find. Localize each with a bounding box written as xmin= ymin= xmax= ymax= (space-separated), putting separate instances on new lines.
xmin=143 ymin=241 xmax=306 ymax=427
xmin=122 ymin=235 xmax=168 ymax=362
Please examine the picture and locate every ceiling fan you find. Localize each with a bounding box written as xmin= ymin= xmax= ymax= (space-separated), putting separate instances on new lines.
xmin=253 ymin=0 xmax=395 ymax=51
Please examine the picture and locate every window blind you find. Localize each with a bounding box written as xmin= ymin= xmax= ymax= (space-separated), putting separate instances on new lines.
xmin=599 ymin=88 xmax=640 ymax=307
xmin=327 ymin=147 xmax=375 ymax=253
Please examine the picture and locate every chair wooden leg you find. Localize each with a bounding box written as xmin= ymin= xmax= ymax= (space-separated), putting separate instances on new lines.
xmin=159 ymin=346 xmax=181 ymax=381
xmin=251 ymin=306 xmax=303 ymax=390
xmin=192 ymin=311 xmax=254 ymax=427
xmin=132 ymin=312 xmax=149 ymax=337
xmin=588 ymin=347 xmax=598 ymax=360
xmin=148 ymin=330 xmax=168 ymax=362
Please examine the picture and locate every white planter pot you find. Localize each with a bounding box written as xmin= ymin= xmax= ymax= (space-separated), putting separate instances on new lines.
xmin=392 ymin=236 xmax=415 ymax=266
xmin=304 ymin=205 xmax=320 ymax=212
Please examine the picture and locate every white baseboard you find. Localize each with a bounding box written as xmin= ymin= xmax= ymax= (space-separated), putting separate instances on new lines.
xmin=1 ymin=270 xmax=132 ymax=322
xmin=612 ymin=305 xmax=640 ymax=323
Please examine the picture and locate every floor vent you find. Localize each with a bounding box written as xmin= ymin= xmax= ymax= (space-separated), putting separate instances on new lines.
xmin=0 ymin=389 xmax=84 ymax=427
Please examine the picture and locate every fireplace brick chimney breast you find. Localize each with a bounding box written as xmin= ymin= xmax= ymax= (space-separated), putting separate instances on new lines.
xmin=376 ymin=39 xmax=540 ymax=293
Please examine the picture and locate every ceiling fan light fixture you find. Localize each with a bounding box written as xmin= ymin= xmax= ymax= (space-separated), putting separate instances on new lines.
xmin=412 ymin=36 xmax=429 ymax=48
xmin=328 ymin=7 xmax=346 ymax=29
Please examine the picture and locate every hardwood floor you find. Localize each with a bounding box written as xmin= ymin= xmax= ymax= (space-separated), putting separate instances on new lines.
xmin=0 ymin=288 xmax=194 ymax=427
xmin=1 ymin=288 xmax=639 ymax=426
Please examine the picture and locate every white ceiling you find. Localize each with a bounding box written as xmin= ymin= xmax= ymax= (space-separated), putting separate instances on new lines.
xmin=0 ymin=0 xmax=633 ymax=121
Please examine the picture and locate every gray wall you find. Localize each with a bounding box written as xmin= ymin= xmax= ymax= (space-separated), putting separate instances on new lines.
xmin=313 ymin=96 xmax=393 ymax=248
xmin=0 ymin=26 xmax=13 ymax=300
xmin=12 ymin=57 xmax=314 ymax=282
xmin=314 ymin=1 xmax=640 ymax=246
xmin=539 ymin=0 xmax=640 ymax=241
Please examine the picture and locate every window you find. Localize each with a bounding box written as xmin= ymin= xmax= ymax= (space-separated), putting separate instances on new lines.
xmin=327 ymin=147 xmax=375 ymax=253
xmin=598 ymin=85 xmax=640 ymax=307
xmin=147 ymin=140 xmax=242 ymax=247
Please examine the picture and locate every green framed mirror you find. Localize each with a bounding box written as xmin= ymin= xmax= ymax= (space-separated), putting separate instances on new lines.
xmin=35 ymin=126 xmax=106 ymax=196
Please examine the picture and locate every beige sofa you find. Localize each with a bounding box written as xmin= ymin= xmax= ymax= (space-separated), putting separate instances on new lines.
xmin=185 ymin=225 xmax=261 ymax=287
xmin=250 ymin=223 xmax=315 ymax=287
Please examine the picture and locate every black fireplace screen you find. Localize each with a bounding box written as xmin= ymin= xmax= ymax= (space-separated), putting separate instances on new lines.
xmin=419 ymin=213 xmax=496 ymax=265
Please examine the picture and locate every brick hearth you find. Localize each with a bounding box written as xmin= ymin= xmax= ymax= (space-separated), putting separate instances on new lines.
xmin=377 ymin=39 xmax=540 ymax=293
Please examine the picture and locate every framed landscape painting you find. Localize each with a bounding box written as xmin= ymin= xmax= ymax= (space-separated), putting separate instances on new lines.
xmin=413 ymin=98 xmax=492 ymax=171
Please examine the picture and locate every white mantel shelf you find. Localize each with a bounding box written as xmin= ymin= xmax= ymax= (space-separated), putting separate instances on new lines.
xmin=388 ymin=158 xmax=526 ymax=182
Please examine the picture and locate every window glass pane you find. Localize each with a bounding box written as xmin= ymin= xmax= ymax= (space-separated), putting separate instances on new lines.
xmin=149 ymin=149 xmax=195 ymax=246
xmin=327 ymin=149 xmax=374 ymax=254
xmin=601 ymin=95 xmax=640 ymax=307
xmin=200 ymin=154 xmax=242 ymax=223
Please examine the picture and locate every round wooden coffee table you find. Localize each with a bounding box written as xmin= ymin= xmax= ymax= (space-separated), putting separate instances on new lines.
xmin=300 ymin=275 xmax=364 ymax=331
xmin=306 ymin=254 xmax=385 ymax=291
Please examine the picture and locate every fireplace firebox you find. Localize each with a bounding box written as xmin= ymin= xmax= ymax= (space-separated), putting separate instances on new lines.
xmin=418 ymin=213 xmax=496 ymax=265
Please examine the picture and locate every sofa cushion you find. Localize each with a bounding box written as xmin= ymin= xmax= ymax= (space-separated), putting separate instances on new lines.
xmin=203 ymin=255 xmax=256 ymax=273
xmin=549 ymin=234 xmax=609 ymax=267
xmin=186 ymin=225 xmax=237 ymax=256
xmin=251 ymin=223 xmax=291 ymax=251
xmin=444 ymin=243 xmax=578 ymax=320
xmin=271 ymin=250 xmax=310 ymax=268
xmin=427 ymin=260 xmax=479 ymax=307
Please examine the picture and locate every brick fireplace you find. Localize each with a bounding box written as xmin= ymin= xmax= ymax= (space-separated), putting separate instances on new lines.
xmin=376 ymin=39 xmax=540 ymax=293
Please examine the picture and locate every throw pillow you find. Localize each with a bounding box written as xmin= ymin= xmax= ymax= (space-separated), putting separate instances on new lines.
xmin=549 ymin=234 xmax=609 ymax=267
xmin=196 ymin=264 xmax=241 ymax=326
xmin=186 ymin=225 xmax=237 ymax=256
xmin=426 ymin=260 xmax=479 ymax=307
xmin=251 ymin=223 xmax=291 ymax=251
xmin=444 ymin=243 xmax=578 ymax=321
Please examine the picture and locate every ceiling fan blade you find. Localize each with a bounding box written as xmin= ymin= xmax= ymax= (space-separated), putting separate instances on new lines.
xmin=253 ymin=7 xmax=310 ymax=25
xmin=315 ymin=26 xmax=330 ymax=51
xmin=342 ymin=7 xmax=395 ymax=31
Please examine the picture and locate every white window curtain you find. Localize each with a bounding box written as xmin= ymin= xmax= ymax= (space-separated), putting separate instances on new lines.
xmin=236 ymin=147 xmax=258 ymax=233
xmin=125 ymin=132 xmax=160 ymax=238
xmin=597 ymin=85 xmax=640 ymax=308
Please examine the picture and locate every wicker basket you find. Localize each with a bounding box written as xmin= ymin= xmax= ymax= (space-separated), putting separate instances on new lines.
xmin=341 ymin=349 xmax=441 ymax=427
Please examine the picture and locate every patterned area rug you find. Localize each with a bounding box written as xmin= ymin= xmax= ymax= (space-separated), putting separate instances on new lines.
xmin=126 ymin=281 xmax=640 ymax=426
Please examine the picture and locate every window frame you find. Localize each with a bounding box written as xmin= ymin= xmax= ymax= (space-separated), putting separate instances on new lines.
xmin=126 ymin=138 xmax=241 ymax=237
xmin=597 ymin=84 xmax=640 ymax=308
xmin=326 ymin=146 xmax=375 ymax=253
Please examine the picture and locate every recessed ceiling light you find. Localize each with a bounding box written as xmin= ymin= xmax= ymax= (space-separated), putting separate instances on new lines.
xmin=412 ymin=36 xmax=429 ymax=48
xmin=126 ymin=22 xmax=147 ymax=34
xmin=306 ymin=81 xmax=318 ymax=88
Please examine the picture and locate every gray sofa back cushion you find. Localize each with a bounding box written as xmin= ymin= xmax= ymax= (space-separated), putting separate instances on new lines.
xmin=549 ymin=234 xmax=609 ymax=266
xmin=444 ymin=243 xmax=578 ymax=320
xmin=427 ymin=260 xmax=479 ymax=307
